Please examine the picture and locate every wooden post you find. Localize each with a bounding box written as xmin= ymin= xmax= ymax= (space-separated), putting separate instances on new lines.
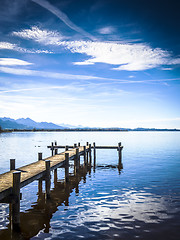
xmin=54 ymin=149 xmax=58 ymax=155
xmin=38 ymin=179 xmax=42 ymax=193
xmin=54 ymin=169 xmax=57 ymax=186
xmin=118 ymin=142 xmax=122 ymax=165
xmin=74 ymin=143 xmax=77 ymax=148
xmin=78 ymin=142 xmax=80 ymax=147
xmin=75 ymin=148 xmax=79 ymax=172
xmin=45 ymin=160 xmax=51 ymax=199
xmin=51 ymin=142 xmax=54 ymax=156
xmin=86 ymin=142 xmax=89 ymax=163
xmin=11 ymin=171 xmax=21 ymax=231
xmin=38 ymin=153 xmax=42 ymax=161
xmin=83 ymin=146 xmax=87 ymax=166
xmin=54 ymin=141 xmax=58 ymax=155
xmin=93 ymin=142 xmax=96 ymax=169
xmin=65 ymin=153 xmax=69 ymax=183
xmin=65 ymin=145 xmax=69 ymax=151
xmin=89 ymin=144 xmax=92 ymax=166
xmin=10 ymin=159 xmax=15 ymax=171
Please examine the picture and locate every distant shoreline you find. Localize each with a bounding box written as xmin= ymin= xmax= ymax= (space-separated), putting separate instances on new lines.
xmin=0 ymin=128 xmax=180 ymax=133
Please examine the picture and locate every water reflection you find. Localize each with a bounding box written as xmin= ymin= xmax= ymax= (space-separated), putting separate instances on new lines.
xmin=0 ymin=165 xmax=91 ymax=239
xmin=0 ymin=161 xmax=123 ymax=240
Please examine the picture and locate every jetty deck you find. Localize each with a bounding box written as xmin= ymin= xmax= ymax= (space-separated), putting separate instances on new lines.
xmin=0 ymin=141 xmax=123 ymax=231
xmin=0 ymin=146 xmax=88 ymax=201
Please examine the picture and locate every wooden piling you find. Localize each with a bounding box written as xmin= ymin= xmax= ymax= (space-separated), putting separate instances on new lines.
xmin=118 ymin=142 xmax=122 ymax=165
xmin=10 ymin=159 xmax=15 ymax=171
xmin=78 ymin=142 xmax=80 ymax=147
xmin=54 ymin=141 xmax=58 ymax=155
xmin=55 ymin=148 xmax=58 ymax=155
xmin=86 ymin=142 xmax=89 ymax=163
xmin=51 ymin=142 xmax=54 ymax=156
xmin=89 ymin=144 xmax=92 ymax=166
xmin=45 ymin=160 xmax=51 ymax=199
xmin=54 ymin=169 xmax=57 ymax=186
xmin=65 ymin=145 xmax=69 ymax=151
xmin=65 ymin=153 xmax=69 ymax=183
xmin=93 ymin=142 xmax=96 ymax=166
xmin=75 ymin=148 xmax=79 ymax=172
xmin=38 ymin=153 xmax=42 ymax=161
xmin=38 ymin=179 xmax=42 ymax=194
xmin=83 ymin=146 xmax=87 ymax=166
xmin=74 ymin=143 xmax=77 ymax=148
xmin=11 ymin=171 xmax=21 ymax=231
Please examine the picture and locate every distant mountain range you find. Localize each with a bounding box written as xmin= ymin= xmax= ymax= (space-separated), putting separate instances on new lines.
xmin=0 ymin=117 xmax=65 ymax=130
xmin=0 ymin=117 xmax=179 ymax=131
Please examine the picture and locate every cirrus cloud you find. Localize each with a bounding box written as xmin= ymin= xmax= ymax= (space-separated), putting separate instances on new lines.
xmin=0 ymin=41 xmax=52 ymax=53
xmin=12 ymin=26 xmax=67 ymax=45
xmin=0 ymin=58 xmax=33 ymax=66
xmin=61 ymin=40 xmax=178 ymax=71
xmin=12 ymin=27 xmax=180 ymax=71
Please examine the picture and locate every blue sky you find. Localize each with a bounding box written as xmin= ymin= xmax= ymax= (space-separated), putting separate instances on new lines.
xmin=0 ymin=0 xmax=180 ymax=128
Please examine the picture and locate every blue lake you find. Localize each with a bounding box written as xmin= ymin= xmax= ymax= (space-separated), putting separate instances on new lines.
xmin=0 ymin=131 xmax=180 ymax=239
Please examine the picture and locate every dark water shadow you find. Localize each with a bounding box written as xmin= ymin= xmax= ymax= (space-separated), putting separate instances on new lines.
xmin=0 ymin=165 xmax=90 ymax=240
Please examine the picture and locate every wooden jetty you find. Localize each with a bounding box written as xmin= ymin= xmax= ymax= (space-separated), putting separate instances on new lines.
xmin=0 ymin=142 xmax=123 ymax=232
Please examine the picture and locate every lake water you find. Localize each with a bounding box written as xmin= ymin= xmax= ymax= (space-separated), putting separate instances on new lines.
xmin=0 ymin=131 xmax=180 ymax=239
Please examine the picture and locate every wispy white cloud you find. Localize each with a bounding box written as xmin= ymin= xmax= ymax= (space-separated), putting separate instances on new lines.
xmin=161 ymin=67 xmax=173 ymax=71
xmin=0 ymin=65 xmax=180 ymax=84
xmin=0 ymin=66 xmax=106 ymax=80
xmin=60 ymin=40 xmax=178 ymax=71
xmin=0 ymin=41 xmax=52 ymax=53
xmin=12 ymin=26 xmax=67 ymax=45
xmin=0 ymin=85 xmax=84 ymax=94
xmin=98 ymin=26 xmax=116 ymax=34
xmin=0 ymin=58 xmax=33 ymax=66
xmin=31 ymin=0 xmax=97 ymax=41
xmin=12 ymin=25 xmax=180 ymax=71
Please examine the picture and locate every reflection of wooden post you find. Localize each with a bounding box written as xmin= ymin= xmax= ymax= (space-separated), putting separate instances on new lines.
xmin=45 ymin=160 xmax=51 ymax=199
xmin=54 ymin=141 xmax=58 ymax=155
xmin=12 ymin=171 xmax=21 ymax=231
xmin=83 ymin=146 xmax=87 ymax=166
xmin=51 ymin=142 xmax=54 ymax=156
xmin=38 ymin=153 xmax=42 ymax=161
xmin=64 ymin=183 xmax=69 ymax=206
xmin=10 ymin=159 xmax=15 ymax=171
xmin=93 ymin=142 xmax=96 ymax=170
xmin=75 ymin=184 xmax=79 ymax=195
xmin=65 ymin=153 xmax=69 ymax=183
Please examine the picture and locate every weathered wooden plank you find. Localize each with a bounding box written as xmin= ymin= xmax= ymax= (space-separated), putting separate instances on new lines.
xmin=0 ymin=146 xmax=88 ymax=201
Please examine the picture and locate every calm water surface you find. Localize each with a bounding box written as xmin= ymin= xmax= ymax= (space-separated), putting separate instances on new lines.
xmin=0 ymin=131 xmax=180 ymax=239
